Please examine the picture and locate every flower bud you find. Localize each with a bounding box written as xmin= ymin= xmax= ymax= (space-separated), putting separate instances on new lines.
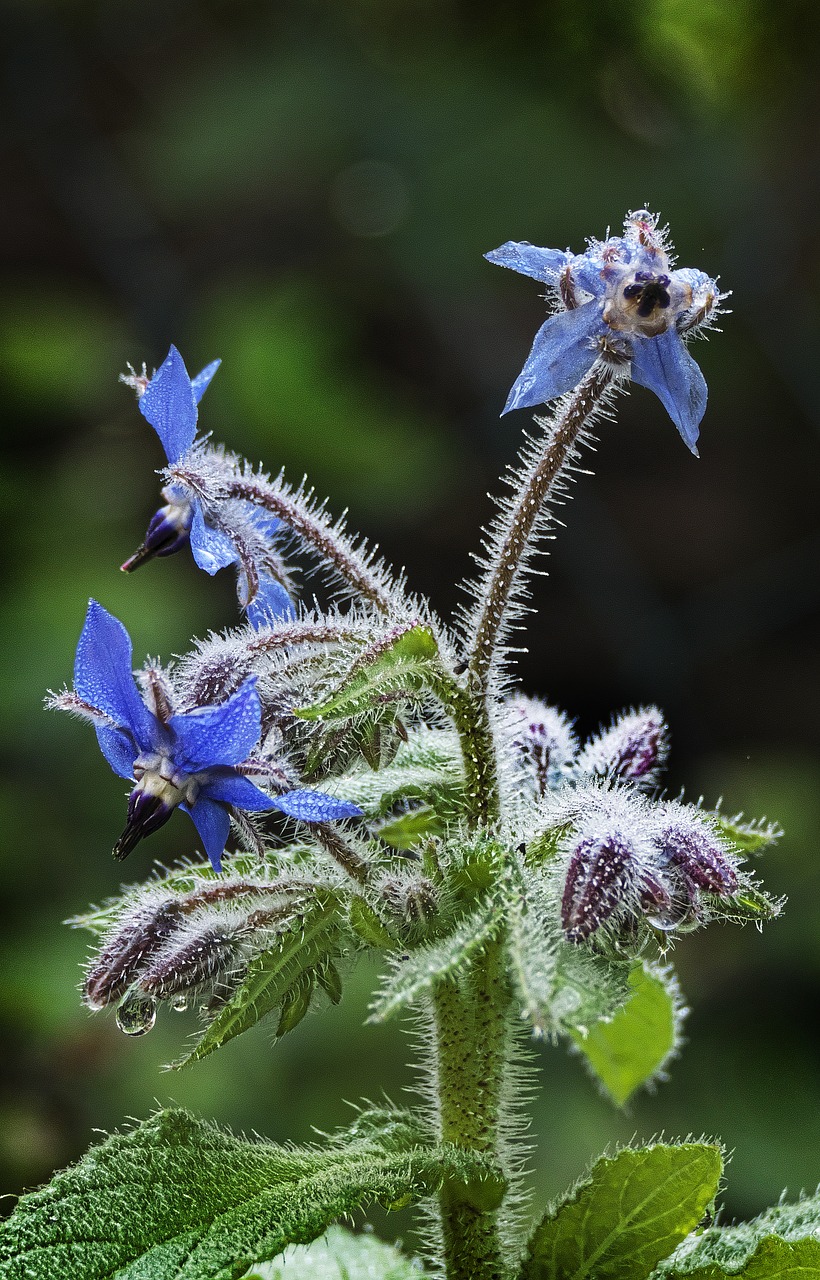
xmin=577 ymin=707 xmax=667 ymax=786
xmin=657 ymin=823 xmax=738 ymax=897
xmin=83 ymin=897 xmax=183 ymax=1010
xmin=138 ymin=925 xmax=240 ymax=1000
xmin=561 ymin=834 xmax=632 ymax=943
xmin=506 ymin=695 xmax=577 ymax=795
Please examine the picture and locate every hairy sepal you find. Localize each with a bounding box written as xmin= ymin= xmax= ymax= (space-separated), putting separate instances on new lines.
xmin=657 ymin=1193 xmax=820 ymax=1278
xmin=0 ymin=1107 xmax=497 ymax=1280
xmin=522 ymin=1141 xmax=723 ymax=1280
xmin=294 ymin=624 xmax=440 ymax=722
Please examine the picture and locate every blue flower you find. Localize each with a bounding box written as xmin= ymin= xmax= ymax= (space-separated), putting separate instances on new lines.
xmin=69 ymin=601 xmax=362 ymax=871
xmin=486 ymin=210 xmax=721 ymax=455
xmin=121 ymin=346 xmax=294 ymax=623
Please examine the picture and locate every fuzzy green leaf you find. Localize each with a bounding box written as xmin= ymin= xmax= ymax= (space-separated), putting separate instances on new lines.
xmin=570 ymin=963 xmax=685 ymax=1106
xmin=294 ymin=625 xmax=439 ymax=722
xmin=349 ymin=896 xmax=397 ymax=948
xmin=369 ymin=902 xmax=505 ymax=1022
xmin=243 ymin=1225 xmax=428 ymax=1278
xmin=377 ymin=804 xmax=445 ymax=849
xmin=658 ymin=1193 xmax=820 ymax=1278
xmin=522 ymin=1142 xmax=723 ymax=1280
xmin=174 ymin=891 xmax=341 ymax=1066
xmin=0 ymin=1108 xmax=493 ymax=1280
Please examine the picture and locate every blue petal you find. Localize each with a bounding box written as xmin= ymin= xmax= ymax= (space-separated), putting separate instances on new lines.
xmin=630 ymin=328 xmax=707 ymax=455
xmin=169 ymin=677 xmax=262 ymax=773
xmin=190 ymin=358 xmax=221 ymax=404
xmin=182 ymin=797 xmax=231 ymax=872
xmin=485 ymin=241 xmax=568 ymax=282
xmin=139 ymin=346 xmax=198 ymax=464
xmin=74 ymin=601 xmax=157 ymax=751
xmin=246 ymin=575 xmax=296 ymax=628
xmin=501 ymin=304 xmax=604 ymax=414
xmin=189 ymin=504 xmax=238 ymax=575
xmin=201 ymin=771 xmax=279 ymax=810
xmin=94 ymin=724 xmax=138 ymax=779
xmin=272 ymin=789 xmax=363 ymax=823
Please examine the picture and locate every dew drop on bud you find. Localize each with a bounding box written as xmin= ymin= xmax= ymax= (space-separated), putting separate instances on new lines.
xmin=172 ymin=996 xmax=188 ymax=1013
xmin=116 ymin=991 xmax=157 ymax=1036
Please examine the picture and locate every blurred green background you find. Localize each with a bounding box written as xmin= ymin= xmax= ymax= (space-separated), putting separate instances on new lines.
xmin=1 ymin=0 xmax=820 ymax=1233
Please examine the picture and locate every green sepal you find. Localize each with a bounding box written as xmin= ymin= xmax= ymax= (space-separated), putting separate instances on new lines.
xmin=294 ymin=625 xmax=439 ymax=723
xmin=718 ymin=884 xmax=783 ymax=924
xmin=276 ymin=972 xmax=315 ymax=1037
xmin=243 ymin=1225 xmax=429 ymax=1279
xmin=349 ymin=895 xmax=397 ymax=948
xmin=316 ymin=959 xmax=343 ymax=1005
xmin=715 ymin=814 xmax=782 ymax=855
xmin=0 ymin=1107 xmax=496 ymax=1280
xmin=174 ymin=891 xmax=341 ymax=1066
xmin=522 ymin=1141 xmax=723 ymax=1280
xmin=570 ymin=962 xmax=685 ymax=1106
xmin=658 ymin=1192 xmax=820 ymax=1278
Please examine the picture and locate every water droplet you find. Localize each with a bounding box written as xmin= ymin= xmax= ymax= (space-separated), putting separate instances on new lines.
xmin=116 ymin=991 xmax=157 ymax=1036
xmin=172 ymin=996 xmax=188 ymax=1013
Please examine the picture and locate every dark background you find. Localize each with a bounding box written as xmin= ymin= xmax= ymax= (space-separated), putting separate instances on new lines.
xmin=1 ymin=0 xmax=819 ymax=1231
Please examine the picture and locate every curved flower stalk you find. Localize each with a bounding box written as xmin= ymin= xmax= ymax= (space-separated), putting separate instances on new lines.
xmin=48 ymin=601 xmax=361 ymax=869
xmin=121 ymin=346 xmax=295 ymax=625
xmin=486 ymin=209 xmax=723 ymax=454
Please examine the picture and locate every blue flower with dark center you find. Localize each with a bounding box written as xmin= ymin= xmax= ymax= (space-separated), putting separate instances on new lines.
xmin=121 ymin=346 xmax=294 ymax=624
xmin=67 ymin=601 xmax=361 ymax=871
xmin=486 ymin=210 xmax=722 ymax=455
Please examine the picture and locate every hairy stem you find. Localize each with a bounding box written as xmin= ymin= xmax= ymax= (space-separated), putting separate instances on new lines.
xmin=468 ymin=364 xmax=613 ymax=695
xmin=433 ymin=937 xmax=512 ymax=1280
xmin=225 ymin=478 xmax=394 ymax=613
xmin=430 ymin=669 xmax=500 ymax=828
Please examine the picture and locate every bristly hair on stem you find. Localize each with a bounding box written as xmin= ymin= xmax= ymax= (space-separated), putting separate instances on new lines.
xmin=459 ymin=364 xmax=620 ymax=699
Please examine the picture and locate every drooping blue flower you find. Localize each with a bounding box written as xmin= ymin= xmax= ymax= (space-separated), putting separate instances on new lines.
xmin=67 ymin=601 xmax=361 ymax=871
xmin=486 ymin=210 xmax=722 ymax=455
xmin=121 ymin=346 xmax=295 ymax=623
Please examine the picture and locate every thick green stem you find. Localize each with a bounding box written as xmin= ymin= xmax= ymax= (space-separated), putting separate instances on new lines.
xmin=433 ymin=673 xmax=501 ymax=829
xmin=433 ymin=937 xmax=512 ymax=1280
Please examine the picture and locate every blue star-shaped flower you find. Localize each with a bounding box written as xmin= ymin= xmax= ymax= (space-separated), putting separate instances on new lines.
xmin=121 ymin=346 xmax=294 ymax=624
xmin=70 ymin=601 xmax=362 ymax=870
xmin=486 ymin=210 xmax=721 ymax=455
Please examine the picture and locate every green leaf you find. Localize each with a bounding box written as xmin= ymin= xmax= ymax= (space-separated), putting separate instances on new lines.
xmin=369 ymin=901 xmax=505 ymax=1022
xmin=175 ymin=890 xmax=341 ymax=1066
xmin=377 ymin=804 xmax=445 ymax=849
xmin=294 ymin=624 xmax=440 ymax=722
xmin=243 ymin=1225 xmax=428 ymax=1278
xmin=570 ymin=963 xmax=685 ymax=1106
xmin=0 ymin=1108 xmax=494 ymax=1280
xmin=522 ymin=1142 xmax=723 ymax=1280
xmin=330 ymin=726 xmax=464 ymax=820
xmin=718 ymin=884 xmax=783 ymax=925
xmin=658 ymin=1192 xmax=820 ymax=1278
xmin=349 ymin=896 xmax=397 ymax=948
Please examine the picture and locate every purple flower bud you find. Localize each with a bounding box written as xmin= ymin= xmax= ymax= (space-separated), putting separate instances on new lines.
xmin=506 ymin=695 xmax=577 ymax=794
xmin=83 ymin=898 xmax=183 ymax=1010
xmin=138 ymin=925 xmax=240 ymax=1000
xmin=577 ymin=707 xmax=667 ymax=786
xmin=121 ymin=492 xmax=194 ymax=572
xmin=113 ymin=772 xmax=186 ymax=860
xmin=561 ymin=834 xmax=633 ymax=943
xmin=658 ymin=823 xmax=738 ymax=897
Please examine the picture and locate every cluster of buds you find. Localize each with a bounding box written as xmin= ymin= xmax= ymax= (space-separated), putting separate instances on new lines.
xmin=505 ymin=698 xmax=668 ymax=798
xmin=82 ymin=876 xmax=325 ymax=1034
xmin=559 ymin=795 xmax=739 ymax=945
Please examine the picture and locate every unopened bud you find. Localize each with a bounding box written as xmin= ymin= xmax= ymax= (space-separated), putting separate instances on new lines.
xmin=84 ymin=898 xmax=183 ymax=1010
xmin=658 ymin=823 xmax=737 ymax=897
xmin=578 ymin=707 xmax=667 ymax=785
xmin=379 ymin=875 xmax=439 ymax=925
xmin=507 ymin=696 xmax=577 ymax=795
xmin=138 ymin=925 xmax=240 ymax=1000
xmin=561 ymin=834 xmax=632 ymax=943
